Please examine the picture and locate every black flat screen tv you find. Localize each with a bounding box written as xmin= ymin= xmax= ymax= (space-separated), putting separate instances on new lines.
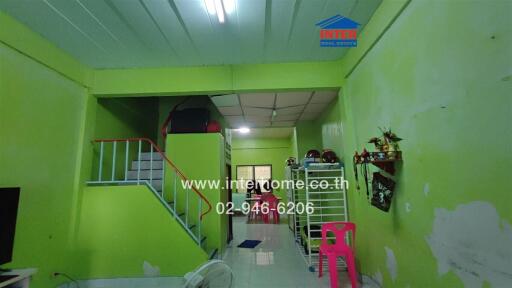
xmin=0 ymin=187 xmax=20 ymax=266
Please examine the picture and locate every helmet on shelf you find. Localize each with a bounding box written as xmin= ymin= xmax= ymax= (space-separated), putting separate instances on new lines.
xmin=321 ymin=149 xmax=338 ymax=163
xmin=305 ymin=149 xmax=321 ymax=159
xmin=286 ymin=157 xmax=296 ymax=166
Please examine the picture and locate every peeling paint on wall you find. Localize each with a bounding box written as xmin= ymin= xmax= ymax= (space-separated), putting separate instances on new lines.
xmin=143 ymin=261 xmax=161 ymax=277
xmin=426 ymin=202 xmax=512 ymax=288
xmin=385 ymin=247 xmax=398 ymax=282
xmin=362 ymin=274 xmax=383 ymax=288
xmin=405 ymin=202 xmax=412 ymax=213
xmin=423 ymin=183 xmax=430 ymax=196
xmin=368 ymin=270 xmax=383 ymax=287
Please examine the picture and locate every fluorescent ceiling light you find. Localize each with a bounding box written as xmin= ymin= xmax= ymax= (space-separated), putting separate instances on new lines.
xmin=214 ymin=0 xmax=225 ymax=23
xmin=236 ymin=127 xmax=250 ymax=134
xmin=205 ymin=0 xmax=231 ymax=23
xmin=205 ymin=0 xmax=216 ymax=15
xmin=223 ymin=0 xmax=235 ymax=14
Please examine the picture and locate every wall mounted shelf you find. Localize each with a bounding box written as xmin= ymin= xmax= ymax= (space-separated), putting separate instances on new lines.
xmin=354 ymin=151 xmax=402 ymax=175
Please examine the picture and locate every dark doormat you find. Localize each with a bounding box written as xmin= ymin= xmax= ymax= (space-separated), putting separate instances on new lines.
xmin=237 ymin=240 xmax=262 ymax=248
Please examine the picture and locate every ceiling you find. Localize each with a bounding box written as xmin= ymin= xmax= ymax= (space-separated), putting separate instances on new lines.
xmin=211 ymin=90 xmax=338 ymax=128
xmin=0 ymin=0 xmax=382 ymax=68
xmin=232 ymin=127 xmax=293 ymax=139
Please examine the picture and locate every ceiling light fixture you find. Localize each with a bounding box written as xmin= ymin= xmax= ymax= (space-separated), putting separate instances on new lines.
xmin=236 ymin=127 xmax=250 ymax=134
xmin=214 ymin=0 xmax=225 ymax=23
xmin=222 ymin=0 xmax=235 ymax=14
xmin=205 ymin=0 xmax=216 ymax=15
xmin=205 ymin=0 xmax=231 ymax=23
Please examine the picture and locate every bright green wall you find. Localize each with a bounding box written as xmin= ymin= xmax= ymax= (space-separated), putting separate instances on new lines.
xmin=294 ymin=121 xmax=322 ymax=161
xmin=334 ymin=0 xmax=512 ymax=287
xmin=0 ymin=40 xmax=89 ymax=287
xmin=314 ymin=97 xmax=344 ymax=162
xmin=92 ymin=62 xmax=342 ymax=96
xmin=231 ymin=137 xmax=292 ymax=200
xmin=74 ymin=185 xmax=207 ymax=278
xmin=91 ymin=97 xmax=159 ymax=181
xmin=94 ymin=97 xmax=159 ymax=141
xmin=166 ymin=134 xmax=228 ymax=254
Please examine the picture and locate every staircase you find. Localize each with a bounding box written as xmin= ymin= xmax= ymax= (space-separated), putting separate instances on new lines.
xmin=127 ymin=152 xmax=164 ymax=193
xmin=87 ymin=138 xmax=212 ymax=250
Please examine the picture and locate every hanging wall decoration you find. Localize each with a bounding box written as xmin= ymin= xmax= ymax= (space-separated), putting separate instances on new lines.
xmin=371 ymin=172 xmax=396 ymax=212
xmin=353 ymin=128 xmax=403 ymax=212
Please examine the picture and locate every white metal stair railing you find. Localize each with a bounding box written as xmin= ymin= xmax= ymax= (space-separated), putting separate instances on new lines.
xmin=87 ymin=138 xmax=211 ymax=248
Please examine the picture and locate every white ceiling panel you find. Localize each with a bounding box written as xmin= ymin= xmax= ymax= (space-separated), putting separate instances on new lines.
xmin=276 ymin=92 xmax=312 ymax=108
xmin=236 ymin=0 xmax=267 ymax=64
xmin=285 ymin=0 xmax=326 ymax=62
xmin=211 ymin=94 xmax=239 ymax=107
xmin=274 ymin=114 xmax=300 ymax=121
xmin=310 ymin=90 xmax=338 ymax=104
xmin=277 ymin=106 xmax=305 ymax=115
xmin=225 ymin=115 xmax=244 ymax=123
xmin=240 ymin=93 xmax=275 ymax=108
xmin=0 ymin=0 xmax=382 ymax=68
xmin=173 ymin=0 xmax=223 ymax=65
xmin=141 ymin=0 xmax=201 ymax=65
xmin=243 ymin=107 xmax=272 ymax=117
xmin=272 ymin=121 xmax=295 ymax=127
xmin=245 ymin=116 xmax=271 ymax=122
xmin=109 ymin=0 xmax=179 ymax=65
xmin=304 ymin=103 xmax=329 ymax=113
xmin=218 ymin=106 xmax=243 ymax=116
xmin=232 ymin=127 xmax=293 ymax=139
xmin=251 ymin=121 xmax=272 ymax=128
xmin=212 ymin=89 xmax=339 ymax=128
xmin=299 ymin=113 xmax=319 ymax=121
xmin=263 ymin=0 xmax=296 ymax=62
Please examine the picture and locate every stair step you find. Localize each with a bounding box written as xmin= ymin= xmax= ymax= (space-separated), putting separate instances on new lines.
xmin=188 ymin=224 xmax=196 ymax=230
xmin=178 ymin=212 xmax=185 ymax=217
xmin=127 ymin=169 xmax=163 ymax=180
xmin=139 ymin=152 xmax=163 ymax=161
xmin=131 ymin=160 xmax=163 ymax=170
xmin=201 ymin=236 xmax=207 ymax=244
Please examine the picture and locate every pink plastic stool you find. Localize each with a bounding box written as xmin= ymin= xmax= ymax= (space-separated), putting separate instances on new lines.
xmin=318 ymin=222 xmax=357 ymax=288
xmin=248 ymin=195 xmax=263 ymax=221
xmin=261 ymin=193 xmax=279 ymax=224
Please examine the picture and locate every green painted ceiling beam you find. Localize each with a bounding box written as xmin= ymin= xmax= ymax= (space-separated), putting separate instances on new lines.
xmin=92 ymin=61 xmax=343 ymax=97
xmin=1 ymin=0 xmax=409 ymax=97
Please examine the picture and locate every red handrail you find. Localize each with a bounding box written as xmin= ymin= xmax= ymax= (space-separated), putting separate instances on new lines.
xmin=93 ymin=137 xmax=212 ymax=219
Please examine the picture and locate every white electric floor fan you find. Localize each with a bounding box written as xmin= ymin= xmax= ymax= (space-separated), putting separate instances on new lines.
xmin=183 ymin=260 xmax=233 ymax=288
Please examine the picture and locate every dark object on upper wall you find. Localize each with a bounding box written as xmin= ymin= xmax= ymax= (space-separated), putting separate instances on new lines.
xmin=371 ymin=173 xmax=395 ymax=212
xmin=321 ymin=149 xmax=338 ymax=163
xmin=286 ymin=157 xmax=297 ymax=166
xmin=305 ymin=149 xmax=321 ymax=159
xmin=168 ymin=108 xmax=210 ymax=134
xmin=0 ymin=187 xmax=20 ymax=266
xmin=207 ymin=120 xmax=221 ymax=133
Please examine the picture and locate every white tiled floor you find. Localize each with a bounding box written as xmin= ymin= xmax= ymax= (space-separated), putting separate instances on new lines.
xmin=223 ymin=216 xmax=377 ymax=288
